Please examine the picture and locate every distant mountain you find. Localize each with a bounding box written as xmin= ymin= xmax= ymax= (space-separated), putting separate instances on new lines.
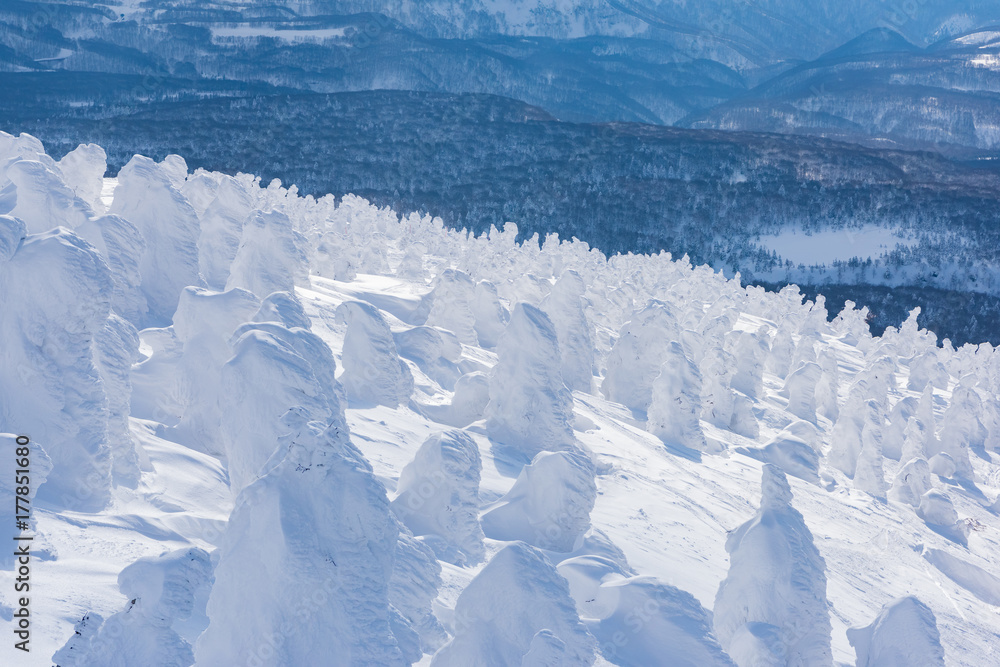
xmin=0 ymin=1 xmax=744 ymax=124
xmin=681 ymin=28 xmax=1000 ymax=157
xmin=78 ymin=0 xmax=1000 ymax=66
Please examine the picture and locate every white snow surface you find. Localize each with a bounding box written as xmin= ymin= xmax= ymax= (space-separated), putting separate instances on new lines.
xmin=1 ymin=133 xmax=1000 ymax=666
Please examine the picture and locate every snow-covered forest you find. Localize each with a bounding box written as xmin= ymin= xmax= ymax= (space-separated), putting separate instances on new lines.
xmin=2 ymin=132 xmax=1000 ymax=665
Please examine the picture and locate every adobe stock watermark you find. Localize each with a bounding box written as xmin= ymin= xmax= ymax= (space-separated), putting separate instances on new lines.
xmin=11 ymin=434 xmax=33 ymax=654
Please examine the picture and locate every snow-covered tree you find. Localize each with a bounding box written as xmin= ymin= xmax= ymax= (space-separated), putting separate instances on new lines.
xmin=847 ymin=596 xmax=945 ymax=667
xmin=602 ymin=300 xmax=681 ymax=414
xmin=110 ymin=155 xmax=202 ymax=327
xmin=431 ymin=542 xmax=597 ymax=666
xmin=392 ymin=430 xmax=485 ymax=565
xmin=336 ymin=300 xmax=414 ymax=408
xmin=481 ymin=450 xmax=596 ymax=552
xmin=647 ymin=341 xmax=708 ymax=451
xmin=485 ymin=302 xmax=576 ymax=460
xmin=197 ymin=419 xmax=411 ymax=667
xmin=540 ymin=269 xmax=595 ymax=393
xmin=714 ymin=465 xmax=832 ymax=667
xmin=54 ymin=548 xmax=212 ymax=667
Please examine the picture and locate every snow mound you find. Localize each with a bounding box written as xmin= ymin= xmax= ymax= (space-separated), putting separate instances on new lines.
xmin=558 ymin=555 xmax=735 ymax=667
xmin=737 ymin=421 xmax=821 ymax=484
xmin=391 ymin=430 xmax=486 ymax=565
xmin=847 ymin=596 xmax=945 ymax=667
xmin=53 ymin=547 xmax=212 ymax=667
xmin=394 ymin=325 xmax=464 ymax=390
xmin=481 ymin=450 xmax=596 ymax=552
xmin=431 ymin=542 xmax=597 ymax=666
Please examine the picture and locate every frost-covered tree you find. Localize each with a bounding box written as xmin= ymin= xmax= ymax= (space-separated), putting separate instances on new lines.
xmin=226 ymin=209 xmax=307 ymax=299
xmin=938 ymin=376 xmax=984 ymax=481
xmin=336 ymin=300 xmax=414 ymax=408
xmin=714 ymin=465 xmax=832 ymax=667
xmin=425 ymin=268 xmax=479 ymax=345
xmin=485 ymin=302 xmax=576 ymax=460
xmin=219 ymin=323 xmax=341 ymax=494
xmin=110 ymin=155 xmax=203 ymax=327
xmin=75 ymin=213 xmax=147 ymax=326
xmin=0 ymin=434 xmax=51 ymax=568
xmin=602 ymin=300 xmax=681 ymax=414
xmin=53 ymin=548 xmax=212 ymax=667
xmin=647 ymin=342 xmax=708 ymax=452
xmin=889 ymin=457 xmax=932 ymax=507
xmin=431 ymin=542 xmax=597 ymax=666
xmin=197 ymin=175 xmax=252 ymax=291
xmin=0 ymin=219 xmax=115 ymax=511
xmin=481 ymin=450 xmax=596 ymax=552
xmin=557 ymin=556 xmax=736 ymax=667
xmin=781 ymin=361 xmax=823 ymax=423
xmin=847 ymin=597 xmax=945 ymax=667
xmin=57 ymin=143 xmax=108 ymax=214
xmin=730 ymin=329 xmax=769 ymax=400
xmin=766 ymin=325 xmax=796 ymax=379
xmin=2 ymin=158 xmax=93 ymax=233
xmin=197 ymin=419 xmax=410 ymax=667
xmin=701 ymin=347 xmax=736 ymax=429
xmin=854 ymin=403 xmax=887 ymax=499
xmin=390 ymin=529 xmax=449 ymax=657
xmin=391 ymin=430 xmax=485 ymax=565
xmin=540 ymin=269 xmax=595 ymax=393
xmin=471 ymin=280 xmax=509 ymax=349
xmin=95 ymin=314 xmax=142 ymax=488
xmin=815 ymin=346 xmax=840 ymax=422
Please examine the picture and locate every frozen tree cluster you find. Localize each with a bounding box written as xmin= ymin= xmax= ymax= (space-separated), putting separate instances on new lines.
xmin=3 ymin=133 xmax=1000 ymax=666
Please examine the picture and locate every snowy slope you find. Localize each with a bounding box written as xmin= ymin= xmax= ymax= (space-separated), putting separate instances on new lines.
xmin=2 ymin=133 xmax=1000 ymax=666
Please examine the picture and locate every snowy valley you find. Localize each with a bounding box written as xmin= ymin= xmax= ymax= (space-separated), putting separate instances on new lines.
xmin=2 ymin=132 xmax=1000 ymax=665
